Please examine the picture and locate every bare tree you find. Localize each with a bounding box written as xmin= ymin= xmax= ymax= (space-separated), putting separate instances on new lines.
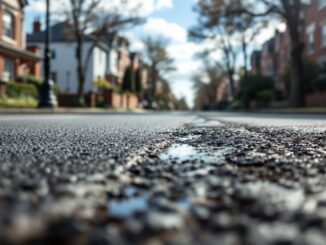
xmin=142 ymin=36 xmax=175 ymax=108
xmin=189 ymin=10 xmax=239 ymax=98
xmin=61 ymin=0 xmax=143 ymax=104
xmin=193 ymin=61 xmax=224 ymax=110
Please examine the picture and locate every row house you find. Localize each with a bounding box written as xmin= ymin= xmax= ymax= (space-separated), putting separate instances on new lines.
xmin=27 ymin=20 xmax=148 ymax=108
xmin=305 ymin=0 xmax=326 ymax=64
xmin=27 ymin=21 xmax=112 ymax=94
xmin=251 ymin=0 xmax=326 ymax=100
xmin=0 ymin=0 xmax=40 ymax=94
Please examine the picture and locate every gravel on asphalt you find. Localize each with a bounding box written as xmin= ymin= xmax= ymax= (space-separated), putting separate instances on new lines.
xmin=0 ymin=114 xmax=325 ymax=245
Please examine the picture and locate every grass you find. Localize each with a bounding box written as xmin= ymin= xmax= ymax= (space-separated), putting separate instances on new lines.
xmin=0 ymin=97 xmax=38 ymax=109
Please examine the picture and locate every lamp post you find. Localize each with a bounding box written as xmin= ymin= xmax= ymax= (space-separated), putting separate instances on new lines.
xmin=39 ymin=0 xmax=57 ymax=108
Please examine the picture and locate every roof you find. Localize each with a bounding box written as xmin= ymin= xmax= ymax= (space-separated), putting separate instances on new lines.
xmin=27 ymin=21 xmax=78 ymax=43
xmin=27 ymin=21 xmax=110 ymax=52
xmin=27 ymin=21 xmax=105 ymax=43
xmin=0 ymin=42 xmax=40 ymax=62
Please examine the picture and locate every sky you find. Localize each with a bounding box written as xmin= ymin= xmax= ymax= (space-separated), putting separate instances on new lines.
xmin=25 ymin=0 xmax=282 ymax=108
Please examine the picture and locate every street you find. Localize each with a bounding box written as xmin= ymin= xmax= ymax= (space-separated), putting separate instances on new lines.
xmin=0 ymin=112 xmax=326 ymax=244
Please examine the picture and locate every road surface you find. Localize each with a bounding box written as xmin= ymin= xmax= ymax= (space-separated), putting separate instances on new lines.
xmin=0 ymin=112 xmax=325 ymax=245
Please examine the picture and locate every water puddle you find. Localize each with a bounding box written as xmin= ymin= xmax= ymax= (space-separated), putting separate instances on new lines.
xmin=108 ymin=196 xmax=148 ymax=219
xmin=107 ymin=187 xmax=194 ymax=219
xmin=189 ymin=118 xmax=224 ymax=127
xmin=160 ymin=143 xmax=233 ymax=165
xmin=177 ymin=135 xmax=201 ymax=142
xmin=107 ymin=187 xmax=148 ymax=219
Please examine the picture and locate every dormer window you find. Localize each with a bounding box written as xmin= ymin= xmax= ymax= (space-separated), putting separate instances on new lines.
xmin=3 ymin=11 xmax=14 ymax=39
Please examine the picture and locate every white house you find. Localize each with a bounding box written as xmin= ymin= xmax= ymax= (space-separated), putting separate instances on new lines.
xmin=27 ymin=21 xmax=121 ymax=94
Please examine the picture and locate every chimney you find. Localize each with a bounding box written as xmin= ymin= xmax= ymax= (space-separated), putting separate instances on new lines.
xmin=33 ymin=18 xmax=41 ymax=33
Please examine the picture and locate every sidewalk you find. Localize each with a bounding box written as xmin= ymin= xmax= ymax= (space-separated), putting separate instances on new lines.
xmin=261 ymin=107 xmax=326 ymax=115
xmin=0 ymin=107 xmax=147 ymax=115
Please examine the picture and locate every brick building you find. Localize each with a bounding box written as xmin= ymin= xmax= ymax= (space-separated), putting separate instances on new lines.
xmin=304 ymin=0 xmax=326 ymax=64
xmin=260 ymin=38 xmax=277 ymax=80
xmin=250 ymin=50 xmax=261 ymax=75
xmin=0 ymin=0 xmax=40 ymax=90
xmin=251 ymin=0 xmax=326 ymax=105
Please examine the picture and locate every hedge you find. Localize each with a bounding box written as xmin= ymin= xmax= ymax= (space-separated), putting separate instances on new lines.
xmin=6 ymin=82 xmax=39 ymax=99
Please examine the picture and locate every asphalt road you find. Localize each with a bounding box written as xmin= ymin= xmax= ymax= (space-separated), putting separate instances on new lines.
xmin=0 ymin=112 xmax=325 ymax=245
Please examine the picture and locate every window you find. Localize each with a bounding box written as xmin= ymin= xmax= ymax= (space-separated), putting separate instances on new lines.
xmin=307 ymin=32 xmax=315 ymax=52
xmin=306 ymin=24 xmax=316 ymax=53
xmin=52 ymin=49 xmax=56 ymax=59
xmin=3 ymin=11 xmax=14 ymax=39
xmin=322 ymin=24 xmax=326 ymax=48
xmin=51 ymin=72 xmax=57 ymax=83
xmin=3 ymin=59 xmax=15 ymax=82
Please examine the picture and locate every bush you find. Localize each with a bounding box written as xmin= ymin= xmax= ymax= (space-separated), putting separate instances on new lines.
xmin=6 ymin=82 xmax=39 ymax=99
xmin=0 ymin=96 xmax=37 ymax=108
xmin=282 ymin=57 xmax=321 ymax=95
xmin=236 ymin=74 xmax=274 ymax=109
xmin=17 ymin=75 xmax=43 ymax=87
xmin=256 ymin=90 xmax=274 ymax=107
xmin=94 ymin=77 xmax=120 ymax=93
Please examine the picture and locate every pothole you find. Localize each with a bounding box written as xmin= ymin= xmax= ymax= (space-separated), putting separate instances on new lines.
xmin=160 ymin=143 xmax=233 ymax=165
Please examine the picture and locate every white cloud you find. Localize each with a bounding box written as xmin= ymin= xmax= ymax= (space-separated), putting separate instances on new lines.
xmin=26 ymin=0 xmax=174 ymax=17
xmin=155 ymin=0 xmax=174 ymax=10
xmin=126 ymin=17 xmax=203 ymax=107
xmin=141 ymin=17 xmax=187 ymax=43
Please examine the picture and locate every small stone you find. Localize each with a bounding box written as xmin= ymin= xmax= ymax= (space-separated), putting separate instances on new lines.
xmin=145 ymin=211 xmax=184 ymax=232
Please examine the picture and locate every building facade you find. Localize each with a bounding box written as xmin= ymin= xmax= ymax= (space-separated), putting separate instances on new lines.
xmin=0 ymin=0 xmax=40 ymax=86
xmin=251 ymin=0 xmax=326 ymax=104
xmin=27 ymin=21 xmax=109 ymax=94
xmin=305 ymin=0 xmax=326 ymax=64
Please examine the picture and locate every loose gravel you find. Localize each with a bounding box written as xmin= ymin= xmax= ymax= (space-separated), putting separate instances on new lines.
xmin=0 ymin=115 xmax=325 ymax=245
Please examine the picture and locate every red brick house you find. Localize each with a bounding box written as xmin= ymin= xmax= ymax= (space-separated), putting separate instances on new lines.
xmin=251 ymin=1 xmax=326 ymax=106
xmin=305 ymin=0 xmax=326 ymax=64
xmin=0 ymin=0 xmax=40 ymax=93
xmin=260 ymin=37 xmax=277 ymax=81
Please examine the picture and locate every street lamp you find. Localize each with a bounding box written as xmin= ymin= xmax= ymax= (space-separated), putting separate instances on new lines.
xmin=39 ymin=0 xmax=57 ymax=108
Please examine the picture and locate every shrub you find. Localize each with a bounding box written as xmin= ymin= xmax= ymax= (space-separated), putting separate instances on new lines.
xmin=0 ymin=96 xmax=37 ymax=108
xmin=282 ymin=57 xmax=321 ymax=95
xmin=236 ymin=74 xmax=274 ymax=109
xmin=94 ymin=77 xmax=120 ymax=93
xmin=256 ymin=89 xmax=274 ymax=107
xmin=17 ymin=75 xmax=43 ymax=87
xmin=6 ymin=82 xmax=39 ymax=99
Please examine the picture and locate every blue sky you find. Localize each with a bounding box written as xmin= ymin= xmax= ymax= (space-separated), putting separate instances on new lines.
xmin=152 ymin=0 xmax=196 ymax=29
xmin=25 ymin=0 xmax=279 ymax=107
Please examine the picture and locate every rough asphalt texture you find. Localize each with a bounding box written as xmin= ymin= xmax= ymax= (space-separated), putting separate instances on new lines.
xmin=0 ymin=113 xmax=326 ymax=245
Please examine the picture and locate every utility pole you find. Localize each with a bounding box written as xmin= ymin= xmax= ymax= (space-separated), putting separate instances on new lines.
xmin=39 ymin=0 xmax=57 ymax=108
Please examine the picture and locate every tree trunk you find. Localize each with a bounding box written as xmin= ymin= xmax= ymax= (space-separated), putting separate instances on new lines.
xmin=289 ymin=41 xmax=305 ymax=107
xmin=242 ymin=40 xmax=249 ymax=81
xmin=282 ymin=0 xmax=306 ymax=107
xmin=76 ymin=33 xmax=85 ymax=105
xmin=227 ymin=69 xmax=235 ymax=98
xmin=150 ymin=65 xmax=157 ymax=109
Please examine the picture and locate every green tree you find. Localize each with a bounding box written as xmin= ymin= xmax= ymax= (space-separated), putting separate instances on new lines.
xmin=237 ymin=74 xmax=274 ymax=110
